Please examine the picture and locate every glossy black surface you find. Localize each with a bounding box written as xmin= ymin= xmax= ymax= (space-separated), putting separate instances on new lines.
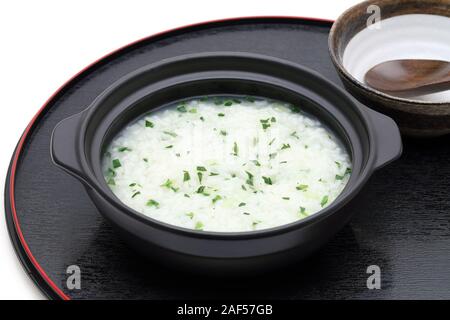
xmin=5 ymin=18 xmax=450 ymax=299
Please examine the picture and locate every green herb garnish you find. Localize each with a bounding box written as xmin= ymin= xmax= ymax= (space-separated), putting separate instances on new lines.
xmin=262 ymin=176 xmax=273 ymax=185
xmin=146 ymin=199 xmax=160 ymax=208
xmin=183 ymin=171 xmax=190 ymax=182
xmin=299 ymin=207 xmax=307 ymax=216
xmin=269 ymin=138 xmax=276 ymax=146
xmin=107 ymin=168 xmax=116 ymax=177
xmin=112 ymin=159 xmax=121 ymax=169
xmin=131 ymin=191 xmax=141 ymax=198
xmin=212 ymin=195 xmax=222 ymax=204
xmin=186 ymin=212 xmax=194 ymax=219
xmin=197 ymin=172 xmax=203 ymax=183
xmin=251 ymin=160 xmax=261 ymax=167
xmin=282 ymin=197 xmax=290 ymax=200
xmin=232 ymin=142 xmax=239 ymax=156
xmin=223 ymin=100 xmax=233 ymax=107
xmin=197 ymin=166 xmax=207 ymax=172
xmin=177 ymin=105 xmax=187 ymax=113
xmin=320 ymin=195 xmax=329 ymax=207
xmin=296 ymin=184 xmax=308 ymax=191
xmin=220 ymin=130 xmax=227 ymax=136
xmin=209 ymin=172 xmax=219 ymax=176
xmin=107 ymin=177 xmax=115 ymax=186
xmin=245 ymin=171 xmax=254 ymax=186
xmin=218 ymin=113 xmax=225 ymax=117
xmin=260 ymin=118 xmax=271 ymax=130
xmin=165 ymin=145 xmax=173 ymax=149
xmin=238 ymin=202 xmax=246 ymax=207
xmin=118 ymin=147 xmax=132 ymax=152
xmin=145 ymin=120 xmax=154 ymax=128
xmin=290 ymin=131 xmax=300 ymax=139
xmin=163 ymin=131 xmax=177 ymax=137
xmin=161 ymin=179 xmax=179 ymax=192
xmin=281 ymin=143 xmax=291 ymax=150
xmin=195 ymin=222 xmax=204 ymax=230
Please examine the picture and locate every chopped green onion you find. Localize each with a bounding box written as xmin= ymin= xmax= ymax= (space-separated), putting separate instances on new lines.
xmin=218 ymin=113 xmax=225 ymax=117
xmin=107 ymin=177 xmax=115 ymax=186
xmin=320 ymin=195 xmax=329 ymax=207
xmin=260 ymin=118 xmax=271 ymax=130
xmin=163 ymin=131 xmax=177 ymax=137
xmin=146 ymin=199 xmax=160 ymax=208
xmin=131 ymin=191 xmax=141 ymax=198
xmin=118 ymin=147 xmax=132 ymax=152
xmin=107 ymin=168 xmax=116 ymax=177
xmin=282 ymin=197 xmax=290 ymax=200
xmin=290 ymin=131 xmax=300 ymax=139
xmin=245 ymin=171 xmax=254 ymax=186
xmin=161 ymin=179 xmax=179 ymax=192
xmin=129 ymin=183 xmax=137 ymax=187
xmin=262 ymin=176 xmax=273 ymax=185
xmin=197 ymin=166 xmax=207 ymax=172
xmin=145 ymin=120 xmax=154 ymax=128
xmin=335 ymin=174 xmax=344 ymax=180
xmin=183 ymin=171 xmax=190 ymax=182
xmin=112 ymin=159 xmax=121 ymax=169
xmin=238 ymin=202 xmax=246 ymax=207
xmin=177 ymin=105 xmax=187 ymax=113
xmin=220 ymin=130 xmax=227 ymax=136
xmin=186 ymin=212 xmax=194 ymax=219
xmin=165 ymin=145 xmax=173 ymax=149
xmin=223 ymin=100 xmax=233 ymax=106
xmin=281 ymin=143 xmax=291 ymax=150
xmin=188 ymin=108 xmax=197 ymax=113
xmin=251 ymin=160 xmax=261 ymax=167
xmin=232 ymin=142 xmax=239 ymax=156
xmin=197 ymin=172 xmax=203 ymax=183
xmin=296 ymin=184 xmax=308 ymax=191
xmin=209 ymin=172 xmax=219 ymax=176
xmin=212 ymin=195 xmax=222 ymax=204
xmin=195 ymin=221 xmax=204 ymax=230
xmin=299 ymin=207 xmax=307 ymax=216
xmin=269 ymin=138 xmax=276 ymax=146
xmin=200 ymin=116 xmax=205 ymax=121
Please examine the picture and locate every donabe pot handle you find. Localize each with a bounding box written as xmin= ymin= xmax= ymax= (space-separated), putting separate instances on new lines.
xmin=50 ymin=112 xmax=89 ymax=183
xmin=367 ymin=108 xmax=403 ymax=170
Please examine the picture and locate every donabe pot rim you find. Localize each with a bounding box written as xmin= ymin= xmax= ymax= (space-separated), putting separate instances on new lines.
xmin=74 ymin=52 xmax=377 ymax=240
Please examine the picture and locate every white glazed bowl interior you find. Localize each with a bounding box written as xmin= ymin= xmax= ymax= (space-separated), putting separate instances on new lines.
xmin=343 ymin=14 xmax=450 ymax=103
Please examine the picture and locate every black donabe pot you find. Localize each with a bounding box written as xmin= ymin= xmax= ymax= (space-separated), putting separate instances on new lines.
xmin=50 ymin=52 xmax=402 ymax=275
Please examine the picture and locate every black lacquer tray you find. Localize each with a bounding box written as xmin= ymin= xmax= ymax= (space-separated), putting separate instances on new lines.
xmin=5 ymin=16 xmax=450 ymax=300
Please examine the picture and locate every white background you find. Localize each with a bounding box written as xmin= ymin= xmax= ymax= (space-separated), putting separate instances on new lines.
xmin=0 ymin=0 xmax=359 ymax=299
